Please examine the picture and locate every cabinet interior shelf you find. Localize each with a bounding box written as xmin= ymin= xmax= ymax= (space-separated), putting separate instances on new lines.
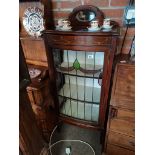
xmin=58 ymin=95 xmax=99 ymax=105
xmin=58 ymin=83 xmax=101 ymax=103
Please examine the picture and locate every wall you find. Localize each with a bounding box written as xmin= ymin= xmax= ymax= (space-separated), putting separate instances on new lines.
xmin=50 ymin=0 xmax=135 ymax=54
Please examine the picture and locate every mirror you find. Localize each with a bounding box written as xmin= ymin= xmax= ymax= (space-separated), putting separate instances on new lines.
xmin=76 ymin=10 xmax=96 ymax=22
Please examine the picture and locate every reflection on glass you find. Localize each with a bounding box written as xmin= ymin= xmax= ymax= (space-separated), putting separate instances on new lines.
xmin=76 ymin=10 xmax=96 ymax=22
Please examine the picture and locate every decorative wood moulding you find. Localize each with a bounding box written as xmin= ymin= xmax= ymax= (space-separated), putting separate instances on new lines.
xmin=45 ymin=34 xmax=112 ymax=48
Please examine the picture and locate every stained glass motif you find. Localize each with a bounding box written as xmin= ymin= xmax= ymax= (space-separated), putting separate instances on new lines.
xmin=73 ymin=58 xmax=80 ymax=70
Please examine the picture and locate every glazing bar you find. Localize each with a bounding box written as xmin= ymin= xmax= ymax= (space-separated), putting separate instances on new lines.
xmin=56 ymin=71 xmax=99 ymax=79
xmin=58 ymin=95 xmax=99 ymax=105
xmin=67 ymin=50 xmax=72 ymax=116
xmin=76 ymin=51 xmax=78 ymax=118
xmin=61 ymin=68 xmax=66 ymax=114
xmin=84 ymin=51 xmax=86 ymax=120
xmin=91 ymin=52 xmax=96 ymax=121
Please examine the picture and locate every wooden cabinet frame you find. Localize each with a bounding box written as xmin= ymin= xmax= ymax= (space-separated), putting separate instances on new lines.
xmin=43 ymin=30 xmax=119 ymax=131
xmin=42 ymin=5 xmax=119 ymax=153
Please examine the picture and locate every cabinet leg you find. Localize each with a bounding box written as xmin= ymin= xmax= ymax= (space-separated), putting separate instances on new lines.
xmin=100 ymin=130 xmax=104 ymax=144
xmin=100 ymin=130 xmax=106 ymax=153
xmin=100 ymin=132 xmax=102 ymax=144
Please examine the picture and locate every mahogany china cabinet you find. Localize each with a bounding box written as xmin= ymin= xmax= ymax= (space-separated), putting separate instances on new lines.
xmin=43 ymin=5 xmax=120 ymax=151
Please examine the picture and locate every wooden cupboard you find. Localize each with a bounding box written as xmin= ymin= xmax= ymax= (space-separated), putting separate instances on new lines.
xmin=26 ymin=65 xmax=57 ymax=141
xmin=104 ymin=62 xmax=135 ymax=155
xmin=19 ymin=40 xmax=45 ymax=155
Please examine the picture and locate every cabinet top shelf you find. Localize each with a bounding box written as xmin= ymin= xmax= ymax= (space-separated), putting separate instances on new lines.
xmin=43 ymin=27 xmax=120 ymax=36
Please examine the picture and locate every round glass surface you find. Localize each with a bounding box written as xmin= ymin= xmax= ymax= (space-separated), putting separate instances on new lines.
xmin=76 ymin=10 xmax=96 ymax=22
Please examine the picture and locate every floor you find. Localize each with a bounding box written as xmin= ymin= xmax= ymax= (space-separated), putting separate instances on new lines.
xmin=46 ymin=123 xmax=104 ymax=155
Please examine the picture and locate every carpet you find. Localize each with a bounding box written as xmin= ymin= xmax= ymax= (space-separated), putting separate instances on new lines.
xmin=48 ymin=123 xmax=103 ymax=155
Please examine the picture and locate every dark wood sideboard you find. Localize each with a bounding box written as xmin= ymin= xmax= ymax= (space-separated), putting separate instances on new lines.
xmin=19 ymin=40 xmax=45 ymax=155
xmin=19 ymin=1 xmax=57 ymax=141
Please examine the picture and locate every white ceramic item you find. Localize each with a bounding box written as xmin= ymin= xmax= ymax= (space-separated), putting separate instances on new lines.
xmin=60 ymin=26 xmax=72 ymax=31
xmin=88 ymin=27 xmax=101 ymax=32
xmin=22 ymin=7 xmax=44 ymax=37
xmin=102 ymin=18 xmax=113 ymax=30
xmin=103 ymin=18 xmax=110 ymax=27
xmin=102 ymin=25 xmax=113 ymax=29
xmin=57 ymin=18 xmax=64 ymax=27
xmin=29 ymin=68 xmax=41 ymax=79
xmin=90 ymin=20 xmax=99 ymax=29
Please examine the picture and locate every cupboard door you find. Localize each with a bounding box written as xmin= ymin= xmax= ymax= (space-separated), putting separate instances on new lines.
xmin=106 ymin=144 xmax=134 ymax=155
xmin=110 ymin=64 xmax=135 ymax=110
xmin=110 ymin=107 xmax=135 ymax=122
xmin=109 ymin=108 xmax=135 ymax=137
xmin=108 ymin=131 xmax=135 ymax=150
xmin=52 ymin=50 xmax=105 ymax=123
xmin=110 ymin=119 xmax=134 ymax=137
xmin=110 ymin=116 xmax=135 ymax=136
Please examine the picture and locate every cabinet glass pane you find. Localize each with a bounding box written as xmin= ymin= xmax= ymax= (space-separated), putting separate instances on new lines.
xmin=52 ymin=49 xmax=104 ymax=123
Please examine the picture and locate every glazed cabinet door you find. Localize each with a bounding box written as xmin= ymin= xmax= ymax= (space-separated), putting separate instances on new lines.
xmin=51 ymin=49 xmax=105 ymax=124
